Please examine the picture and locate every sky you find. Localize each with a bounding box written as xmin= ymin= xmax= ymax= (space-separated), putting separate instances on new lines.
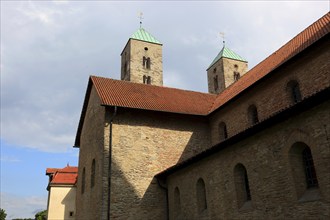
xmin=1 ymin=0 xmax=329 ymax=219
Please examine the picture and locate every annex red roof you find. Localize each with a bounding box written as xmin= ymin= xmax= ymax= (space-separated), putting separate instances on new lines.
xmin=46 ymin=165 xmax=78 ymax=186
xmin=91 ymin=76 xmax=216 ymax=115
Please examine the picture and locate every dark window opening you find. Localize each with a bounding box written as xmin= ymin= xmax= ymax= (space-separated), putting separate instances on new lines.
xmin=234 ymin=163 xmax=252 ymax=208
xmin=219 ymin=122 xmax=228 ymax=141
xmin=147 ymin=76 xmax=151 ymax=84
xmin=144 ymin=47 xmax=148 ymax=51
xmin=302 ymin=147 xmax=319 ymax=188
xmin=234 ymin=71 xmax=240 ymax=81
xmin=244 ymin=169 xmax=251 ymax=201
xmin=146 ymin=57 xmax=151 ymax=69
xmin=214 ymin=75 xmax=219 ymax=91
xmin=143 ymin=56 xmax=147 ymax=68
xmin=196 ymin=178 xmax=207 ymax=213
xmin=143 ymin=57 xmax=151 ymax=69
xmin=143 ymin=75 xmax=147 ymax=84
xmin=213 ymin=68 xmax=216 ymax=73
xmin=287 ymin=80 xmax=302 ymax=103
xmin=248 ymin=105 xmax=259 ymax=125
xmin=69 ymin=211 xmax=74 ymax=217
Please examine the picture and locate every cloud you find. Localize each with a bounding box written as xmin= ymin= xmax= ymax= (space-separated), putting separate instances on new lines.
xmin=1 ymin=1 xmax=328 ymax=154
xmin=0 ymin=155 xmax=21 ymax=163
xmin=1 ymin=192 xmax=47 ymax=219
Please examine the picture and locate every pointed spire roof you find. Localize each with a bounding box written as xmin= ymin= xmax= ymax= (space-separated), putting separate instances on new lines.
xmin=207 ymin=46 xmax=247 ymax=70
xmin=130 ymin=28 xmax=162 ymax=45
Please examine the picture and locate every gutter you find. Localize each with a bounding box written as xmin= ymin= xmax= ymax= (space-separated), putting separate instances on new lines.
xmin=107 ymin=106 xmax=117 ymax=220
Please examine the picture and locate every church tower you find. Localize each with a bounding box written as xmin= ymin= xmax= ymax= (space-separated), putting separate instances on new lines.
xmin=207 ymin=46 xmax=248 ymax=94
xmin=121 ymin=28 xmax=163 ymax=86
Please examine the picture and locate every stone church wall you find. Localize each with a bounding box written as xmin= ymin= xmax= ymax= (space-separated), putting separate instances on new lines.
xmin=209 ymin=37 xmax=330 ymax=146
xmin=166 ymin=101 xmax=330 ymax=219
xmin=109 ymin=109 xmax=211 ymax=219
xmin=75 ymin=86 xmax=106 ymax=220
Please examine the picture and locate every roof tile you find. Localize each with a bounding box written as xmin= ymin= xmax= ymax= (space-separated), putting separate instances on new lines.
xmin=46 ymin=165 xmax=78 ymax=185
xmin=91 ymin=77 xmax=216 ymax=115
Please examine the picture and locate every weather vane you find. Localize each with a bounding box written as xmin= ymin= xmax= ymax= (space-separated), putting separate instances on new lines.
xmin=138 ymin=12 xmax=144 ymax=28
xmin=220 ymin=32 xmax=225 ymax=46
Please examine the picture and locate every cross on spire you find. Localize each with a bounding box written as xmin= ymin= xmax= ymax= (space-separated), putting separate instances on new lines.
xmin=220 ymin=32 xmax=225 ymax=46
xmin=138 ymin=12 xmax=144 ymax=28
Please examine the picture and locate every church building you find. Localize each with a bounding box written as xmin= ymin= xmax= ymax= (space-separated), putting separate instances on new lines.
xmin=74 ymin=13 xmax=330 ymax=219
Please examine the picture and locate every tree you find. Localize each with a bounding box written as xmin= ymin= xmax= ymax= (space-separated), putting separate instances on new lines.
xmin=35 ymin=210 xmax=47 ymax=220
xmin=0 ymin=209 xmax=7 ymax=220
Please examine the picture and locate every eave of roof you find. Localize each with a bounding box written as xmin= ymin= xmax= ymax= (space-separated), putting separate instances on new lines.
xmin=155 ymin=86 xmax=330 ymax=180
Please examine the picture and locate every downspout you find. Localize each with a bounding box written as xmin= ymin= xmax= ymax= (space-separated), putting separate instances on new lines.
xmin=107 ymin=106 xmax=117 ymax=220
xmin=157 ymin=177 xmax=169 ymax=220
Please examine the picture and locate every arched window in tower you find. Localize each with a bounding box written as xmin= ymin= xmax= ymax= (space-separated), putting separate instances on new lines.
xmin=174 ymin=187 xmax=181 ymax=216
xmin=196 ymin=178 xmax=207 ymax=213
xmin=234 ymin=64 xmax=240 ymax=81
xmin=248 ymin=105 xmax=259 ymax=125
xmin=214 ymin=75 xmax=219 ymax=91
xmin=234 ymin=72 xmax=240 ymax=81
xmin=147 ymin=76 xmax=151 ymax=84
xmin=146 ymin=57 xmax=151 ymax=69
xmin=219 ymin=122 xmax=228 ymax=141
xmin=124 ymin=62 xmax=127 ymax=75
xmin=143 ymin=57 xmax=151 ymax=69
xmin=91 ymin=159 xmax=95 ymax=188
xmin=287 ymin=80 xmax=302 ymax=103
xmin=143 ymin=75 xmax=147 ymax=84
xmin=143 ymin=56 xmax=147 ymax=68
xmin=234 ymin=163 xmax=251 ymax=208
xmin=81 ymin=167 xmax=86 ymax=194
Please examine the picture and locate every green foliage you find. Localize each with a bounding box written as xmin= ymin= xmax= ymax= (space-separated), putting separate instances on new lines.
xmin=12 ymin=218 xmax=33 ymax=220
xmin=0 ymin=209 xmax=7 ymax=220
xmin=35 ymin=210 xmax=47 ymax=220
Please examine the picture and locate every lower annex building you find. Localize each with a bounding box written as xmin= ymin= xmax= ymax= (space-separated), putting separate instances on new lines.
xmin=73 ymin=13 xmax=330 ymax=219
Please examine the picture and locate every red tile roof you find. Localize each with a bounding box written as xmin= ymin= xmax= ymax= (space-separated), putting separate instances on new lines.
xmin=46 ymin=165 xmax=78 ymax=186
xmin=209 ymin=12 xmax=330 ymax=113
xmin=91 ymin=76 xmax=216 ymax=115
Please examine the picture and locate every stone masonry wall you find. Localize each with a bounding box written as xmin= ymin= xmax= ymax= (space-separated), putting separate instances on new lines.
xmin=167 ymin=101 xmax=330 ymax=219
xmin=209 ymin=37 xmax=330 ymax=146
xmin=109 ymin=110 xmax=211 ymax=219
xmin=76 ymin=86 xmax=106 ymax=220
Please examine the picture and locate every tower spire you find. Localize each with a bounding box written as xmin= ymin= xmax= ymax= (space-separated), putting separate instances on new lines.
xmin=138 ymin=12 xmax=144 ymax=28
xmin=220 ymin=32 xmax=225 ymax=46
